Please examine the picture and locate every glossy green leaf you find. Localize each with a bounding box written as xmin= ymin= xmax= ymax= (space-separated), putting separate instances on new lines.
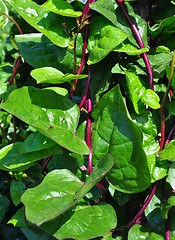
xmin=0 ymin=83 xmax=7 ymax=97
xmin=92 ymin=85 xmax=151 ymax=193
xmin=42 ymin=0 xmax=82 ymax=17
xmin=0 ymin=87 xmax=90 ymax=155
xmin=10 ymin=181 xmax=25 ymax=206
xmin=0 ymin=195 xmax=10 ymax=223
xmin=0 ymin=0 xmax=8 ymax=29
xmin=147 ymin=155 xmax=169 ymax=183
xmin=125 ymin=70 xmax=160 ymax=113
xmin=8 ymin=207 xmax=26 ymax=227
xmin=75 ymin=154 xmax=114 ymax=202
xmin=128 ymin=224 xmax=164 ymax=240
xmin=161 ymin=196 xmax=175 ymax=219
xmin=141 ymin=89 xmax=160 ymax=109
xmin=0 ymin=142 xmax=60 ymax=171
xmin=15 ymin=33 xmax=59 ymax=69
xmin=158 ymin=140 xmax=175 ymax=162
xmin=87 ymin=16 xmax=128 ymax=65
xmin=131 ymin=112 xmax=160 ymax=156
xmin=42 ymin=203 xmax=117 ymax=240
xmin=114 ymin=39 xmax=149 ymax=55
xmin=31 ymin=67 xmax=88 ymax=84
xmin=21 ymin=169 xmax=83 ymax=225
xmin=125 ymin=70 xmax=146 ymax=114
xmin=168 ymin=162 xmax=175 ymax=190
xmin=4 ymin=0 xmax=71 ymax=47
xmin=90 ymin=0 xmax=138 ymax=46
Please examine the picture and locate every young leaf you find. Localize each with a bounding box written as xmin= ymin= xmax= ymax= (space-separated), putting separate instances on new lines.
xmin=87 ymin=16 xmax=128 ymax=65
xmin=0 ymin=87 xmax=90 ymax=155
xmin=42 ymin=0 xmax=82 ymax=18
xmin=21 ymin=169 xmax=83 ymax=225
xmin=92 ymin=85 xmax=151 ymax=193
xmin=31 ymin=67 xmax=88 ymax=85
xmin=125 ymin=70 xmax=160 ymax=113
xmin=5 ymin=0 xmax=71 ymax=47
xmin=10 ymin=181 xmax=25 ymax=206
xmin=161 ymin=196 xmax=175 ymax=219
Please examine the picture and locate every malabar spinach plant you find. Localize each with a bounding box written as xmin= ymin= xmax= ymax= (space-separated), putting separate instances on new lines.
xmin=0 ymin=0 xmax=175 ymax=239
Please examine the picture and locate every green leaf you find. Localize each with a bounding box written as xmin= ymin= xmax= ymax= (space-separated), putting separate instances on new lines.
xmin=21 ymin=169 xmax=83 ymax=225
xmin=0 ymin=0 xmax=8 ymax=29
xmin=131 ymin=112 xmax=160 ymax=156
xmin=4 ymin=0 xmax=71 ymax=47
xmin=15 ymin=33 xmax=59 ymax=69
xmin=141 ymin=89 xmax=160 ymax=109
xmin=0 ymin=142 xmax=60 ymax=171
xmin=114 ymin=39 xmax=149 ymax=55
xmin=0 ymin=195 xmax=10 ymax=223
xmin=168 ymin=162 xmax=175 ymax=190
xmin=42 ymin=203 xmax=117 ymax=240
xmin=31 ymin=67 xmax=88 ymax=85
xmin=162 ymin=196 xmax=175 ymax=219
xmin=90 ymin=0 xmax=138 ymax=46
xmin=42 ymin=0 xmax=82 ymax=17
xmin=0 ymin=87 xmax=90 ymax=155
xmin=8 ymin=207 xmax=26 ymax=227
xmin=128 ymin=224 xmax=164 ymax=240
xmin=10 ymin=181 xmax=25 ymax=206
xmin=125 ymin=70 xmax=146 ymax=114
xmin=124 ymin=70 xmax=160 ymax=113
xmin=147 ymin=155 xmax=169 ymax=183
xmin=87 ymin=16 xmax=128 ymax=65
xmin=92 ymin=85 xmax=151 ymax=193
xmin=158 ymin=140 xmax=175 ymax=162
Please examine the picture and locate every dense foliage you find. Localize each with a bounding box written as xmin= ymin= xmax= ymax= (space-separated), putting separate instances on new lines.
xmin=0 ymin=0 xmax=175 ymax=239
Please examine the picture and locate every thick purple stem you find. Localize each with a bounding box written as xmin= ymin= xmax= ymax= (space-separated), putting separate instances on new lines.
xmin=86 ymin=96 xmax=93 ymax=174
xmin=127 ymin=182 xmax=158 ymax=228
xmin=81 ymin=0 xmax=96 ymax=19
xmin=79 ymin=65 xmax=91 ymax=110
xmin=116 ymin=0 xmax=153 ymax=90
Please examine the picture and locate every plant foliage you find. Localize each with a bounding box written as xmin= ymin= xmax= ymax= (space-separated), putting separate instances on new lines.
xmin=0 ymin=0 xmax=175 ymax=239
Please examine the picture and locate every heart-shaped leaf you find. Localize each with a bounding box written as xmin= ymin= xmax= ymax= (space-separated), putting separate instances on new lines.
xmin=92 ymin=85 xmax=151 ymax=193
xmin=0 ymin=87 xmax=90 ymax=155
xmin=31 ymin=67 xmax=88 ymax=85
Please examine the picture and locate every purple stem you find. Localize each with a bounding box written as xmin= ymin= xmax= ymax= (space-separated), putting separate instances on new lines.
xmin=165 ymin=124 xmax=175 ymax=145
xmin=69 ymin=0 xmax=96 ymax=99
xmin=116 ymin=0 xmax=154 ymax=90
xmin=86 ymin=95 xmax=93 ymax=174
xmin=69 ymin=25 xmax=89 ymax=99
xmin=79 ymin=65 xmax=91 ymax=110
xmin=127 ymin=182 xmax=158 ymax=228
